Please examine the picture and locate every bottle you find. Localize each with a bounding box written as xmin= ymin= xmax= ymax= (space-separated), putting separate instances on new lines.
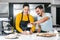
xmin=14 ymin=30 xmax=18 ymax=35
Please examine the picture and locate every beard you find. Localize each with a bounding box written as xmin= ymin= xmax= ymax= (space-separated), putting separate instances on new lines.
xmin=38 ymin=13 xmax=42 ymax=17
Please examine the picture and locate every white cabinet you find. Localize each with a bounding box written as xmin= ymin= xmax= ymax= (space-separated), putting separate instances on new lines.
xmin=0 ymin=3 xmax=8 ymax=18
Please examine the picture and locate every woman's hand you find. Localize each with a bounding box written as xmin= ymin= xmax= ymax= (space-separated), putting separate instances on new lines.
xmin=30 ymin=30 xmax=33 ymax=34
xmin=21 ymin=31 xmax=32 ymax=35
xmin=21 ymin=31 xmax=28 ymax=35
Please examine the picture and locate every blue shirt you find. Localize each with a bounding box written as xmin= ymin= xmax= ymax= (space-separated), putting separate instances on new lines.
xmin=37 ymin=13 xmax=53 ymax=31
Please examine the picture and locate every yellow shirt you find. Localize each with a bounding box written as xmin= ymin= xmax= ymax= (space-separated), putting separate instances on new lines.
xmin=15 ymin=13 xmax=35 ymax=33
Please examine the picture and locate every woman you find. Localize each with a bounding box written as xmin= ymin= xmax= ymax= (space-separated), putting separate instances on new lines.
xmin=15 ymin=3 xmax=35 ymax=34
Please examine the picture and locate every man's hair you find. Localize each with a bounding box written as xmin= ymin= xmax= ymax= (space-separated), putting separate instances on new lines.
xmin=23 ymin=3 xmax=29 ymax=8
xmin=35 ymin=5 xmax=43 ymax=9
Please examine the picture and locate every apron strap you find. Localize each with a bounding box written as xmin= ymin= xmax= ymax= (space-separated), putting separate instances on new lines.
xmin=21 ymin=13 xmax=30 ymax=21
xmin=21 ymin=13 xmax=23 ymax=21
xmin=27 ymin=14 xmax=30 ymax=21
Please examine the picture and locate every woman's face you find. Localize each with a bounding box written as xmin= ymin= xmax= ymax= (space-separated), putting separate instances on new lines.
xmin=23 ymin=6 xmax=29 ymax=14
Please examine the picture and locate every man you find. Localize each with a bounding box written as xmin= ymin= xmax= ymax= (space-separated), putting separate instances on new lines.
xmin=31 ymin=5 xmax=53 ymax=33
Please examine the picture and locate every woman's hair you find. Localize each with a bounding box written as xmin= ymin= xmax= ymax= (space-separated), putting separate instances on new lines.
xmin=23 ymin=3 xmax=29 ymax=8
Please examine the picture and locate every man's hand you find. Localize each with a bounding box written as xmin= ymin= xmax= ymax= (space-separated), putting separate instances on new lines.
xmin=30 ymin=22 xmax=36 ymax=25
xmin=35 ymin=21 xmax=40 ymax=24
xmin=30 ymin=21 xmax=40 ymax=25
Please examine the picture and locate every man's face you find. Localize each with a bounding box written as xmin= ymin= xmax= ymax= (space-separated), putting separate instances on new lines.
xmin=35 ymin=8 xmax=42 ymax=16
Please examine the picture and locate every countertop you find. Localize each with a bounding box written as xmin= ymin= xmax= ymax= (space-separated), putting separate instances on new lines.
xmin=0 ymin=33 xmax=59 ymax=40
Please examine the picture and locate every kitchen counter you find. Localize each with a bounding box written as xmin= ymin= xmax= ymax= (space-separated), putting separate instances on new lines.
xmin=0 ymin=30 xmax=59 ymax=40
xmin=0 ymin=33 xmax=59 ymax=40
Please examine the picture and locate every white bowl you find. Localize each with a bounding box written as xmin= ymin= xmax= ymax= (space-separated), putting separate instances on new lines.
xmin=27 ymin=24 xmax=33 ymax=28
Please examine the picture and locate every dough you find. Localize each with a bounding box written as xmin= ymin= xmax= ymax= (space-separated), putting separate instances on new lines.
xmin=5 ymin=34 xmax=18 ymax=39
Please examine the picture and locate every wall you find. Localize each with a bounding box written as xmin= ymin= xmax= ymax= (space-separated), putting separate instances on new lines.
xmin=51 ymin=0 xmax=60 ymax=4
xmin=0 ymin=0 xmax=60 ymax=25
xmin=51 ymin=6 xmax=56 ymax=25
xmin=0 ymin=0 xmax=51 ymax=3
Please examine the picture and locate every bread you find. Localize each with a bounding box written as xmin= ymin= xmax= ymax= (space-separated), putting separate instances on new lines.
xmin=37 ymin=33 xmax=56 ymax=37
